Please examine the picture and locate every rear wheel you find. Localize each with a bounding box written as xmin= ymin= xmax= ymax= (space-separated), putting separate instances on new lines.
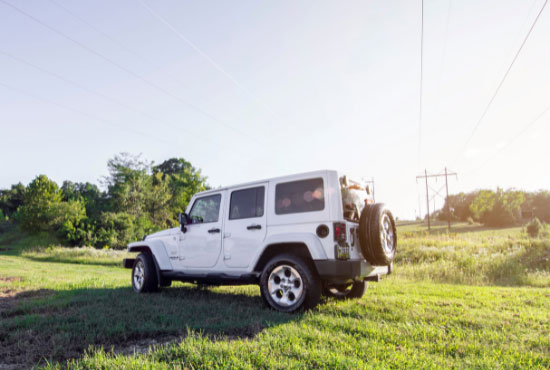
xmin=260 ymin=254 xmax=321 ymax=313
xmin=324 ymin=281 xmax=368 ymax=299
xmin=132 ymin=253 xmax=159 ymax=293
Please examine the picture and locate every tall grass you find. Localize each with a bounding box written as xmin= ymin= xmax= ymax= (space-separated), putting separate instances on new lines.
xmin=395 ymin=225 xmax=550 ymax=287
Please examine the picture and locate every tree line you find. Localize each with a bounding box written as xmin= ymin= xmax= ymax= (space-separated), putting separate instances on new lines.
xmin=437 ymin=188 xmax=550 ymax=227
xmin=0 ymin=153 xmax=208 ymax=248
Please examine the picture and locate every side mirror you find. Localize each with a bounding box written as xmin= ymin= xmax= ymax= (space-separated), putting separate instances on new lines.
xmin=179 ymin=213 xmax=190 ymax=232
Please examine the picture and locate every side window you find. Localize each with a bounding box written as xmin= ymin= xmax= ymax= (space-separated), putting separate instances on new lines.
xmin=229 ymin=186 xmax=265 ymax=220
xmin=189 ymin=194 xmax=221 ymax=223
xmin=275 ymin=178 xmax=324 ymax=215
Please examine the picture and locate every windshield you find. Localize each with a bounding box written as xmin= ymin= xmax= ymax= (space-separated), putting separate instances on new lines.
xmin=341 ymin=179 xmax=369 ymax=222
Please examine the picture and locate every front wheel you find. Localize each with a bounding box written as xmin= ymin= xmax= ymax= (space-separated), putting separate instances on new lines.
xmin=260 ymin=254 xmax=321 ymax=313
xmin=132 ymin=253 xmax=159 ymax=293
xmin=323 ymin=281 xmax=368 ymax=300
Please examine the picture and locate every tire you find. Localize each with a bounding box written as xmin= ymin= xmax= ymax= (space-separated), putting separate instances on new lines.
xmin=259 ymin=254 xmax=321 ymax=313
xmin=132 ymin=253 xmax=159 ymax=293
xmin=323 ymin=281 xmax=368 ymax=300
xmin=359 ymin=203 xmax=397 ymax=265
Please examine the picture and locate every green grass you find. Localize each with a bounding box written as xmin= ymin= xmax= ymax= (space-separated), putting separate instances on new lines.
xmin=0 ymin=224 xmax=549 ymax=369
xmin=396 ymin=221 xmax=550 ymax=287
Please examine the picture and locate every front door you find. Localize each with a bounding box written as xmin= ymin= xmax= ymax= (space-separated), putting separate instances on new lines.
xmin=181 ymin=192 xmax=225 ymax=268
xmin=223 ymin=184 xmax=267 ymax=268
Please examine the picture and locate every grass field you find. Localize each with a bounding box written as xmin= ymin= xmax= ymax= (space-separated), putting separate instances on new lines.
xmin=0 ymin=222 xmax=549 ymax=369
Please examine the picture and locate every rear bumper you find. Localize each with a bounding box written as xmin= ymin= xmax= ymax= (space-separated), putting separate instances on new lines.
xmin=314 ymin=260 xmax=392 ymax=283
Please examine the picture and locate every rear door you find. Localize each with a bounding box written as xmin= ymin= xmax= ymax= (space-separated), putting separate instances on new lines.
xmin=180 ymin=192 xmax=225 ymax=268
xmin=223 ymin=184 xmax=267 ymax=268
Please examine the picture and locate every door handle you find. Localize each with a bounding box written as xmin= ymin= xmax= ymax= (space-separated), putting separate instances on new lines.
xmin=208 ymin=228 xmax=221 ymax=233
xmin=247 ymin=224 xmax=262 ymax=230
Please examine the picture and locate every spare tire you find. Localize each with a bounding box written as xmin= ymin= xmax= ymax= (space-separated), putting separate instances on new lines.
xmin=358 ymin=203 xmax=397 ymax=265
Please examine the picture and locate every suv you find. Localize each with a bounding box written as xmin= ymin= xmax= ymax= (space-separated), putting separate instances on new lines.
xmin=123 ymin=170 xmax=397 ymax=312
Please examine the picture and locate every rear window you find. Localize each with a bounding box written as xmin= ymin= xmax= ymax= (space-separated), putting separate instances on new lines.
xmin=275 ymin=178 xmax=324 ymax=215
xmin=229 ymin=186 xmax=265 ymax=220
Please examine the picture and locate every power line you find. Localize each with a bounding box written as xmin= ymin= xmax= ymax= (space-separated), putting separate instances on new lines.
xmin=0 ymin=0 xmax=254 ymax=142
xmin=44 ymin=0 xmax=202 ymax=96
xmin=465 ymin=103 xmax=550 ymax=175
xmin=0 ymin=48 xmax=237 ymax=152
xmin=0 ymin=80 xmax=251 ymax=170
xmin=495 ymin=0 xmax=539 ymax=79
xmin=136 ymin=0 xmax=282 ymax=124
xmin=0 ymin=80 xmax=174 ymax=146
xmin=452 ymin=0 xmax=548 ymax=166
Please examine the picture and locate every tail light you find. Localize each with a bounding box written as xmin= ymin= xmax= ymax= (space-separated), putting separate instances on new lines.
xmin=333 ymin=222 xmax=350 ymax=260
xmin=333 ymin=222 xmax=347 ymax=242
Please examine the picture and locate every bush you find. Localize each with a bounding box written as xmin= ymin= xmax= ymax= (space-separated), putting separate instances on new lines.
xmin=526 ymin=218 xmax=543 ymax=238
xmin=19 ymin=175 xmax=63 ymax=232
xmin=467 ymin=217 xmax=474 ymax=225
xmin=95 ymin=212 xmax=157 ymax=249
xmin=470 ymin=188 xmax=523 ymax=227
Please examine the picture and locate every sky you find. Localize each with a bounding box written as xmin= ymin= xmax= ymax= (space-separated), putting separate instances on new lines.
xmin=1 ymin=0 xmax=550 ymax=220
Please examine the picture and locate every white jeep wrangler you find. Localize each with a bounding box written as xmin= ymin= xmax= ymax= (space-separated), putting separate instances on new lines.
xmin=124 ymin=170 xmax=396 ymax=313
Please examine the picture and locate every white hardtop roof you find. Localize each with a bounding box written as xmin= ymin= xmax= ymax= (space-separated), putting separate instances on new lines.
xmin=195 ymin=169 xmax=338 ymax=197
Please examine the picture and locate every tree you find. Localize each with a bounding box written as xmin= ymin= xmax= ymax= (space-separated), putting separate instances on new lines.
xmin=152 ymin=158 xmax=194 ymax=176
xmin=19 ymin=175 xmax=63 ymax=232
xmin=440 ymin=191 xmax=479 ymax=221
xmin=0 ymin=183 xmax=25 ymax=218
xmin=4 ymin=153 xmax=209 ymax=248
xmin=19 ymin=175 xmax=87 ymax=236
xmin=470 ymin=188 xmax=524 ymax=227
xmin=103 ymin=153 xmax=152 ymax=217
xmin=530 ymin=191 xmax=550 ymax=223
xmin=153 ymin=158 xmax=209 ymax=219
xmin=61 ymin=181 xmax=105 ymax=220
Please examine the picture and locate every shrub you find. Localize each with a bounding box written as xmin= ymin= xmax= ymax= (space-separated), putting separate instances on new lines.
xmin=526 ymin=218 xmax=543 ymax=237
xmin=19 ymin=175 xmax=63 ymax=232
xmin=95 ymin=212 xmax=157 ymax=249
xmin=467 ymin=217 xmax=474 ymax=225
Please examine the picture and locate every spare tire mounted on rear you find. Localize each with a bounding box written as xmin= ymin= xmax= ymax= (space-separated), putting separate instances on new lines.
xmin=358 ymin=203 xmax=397 ymax=265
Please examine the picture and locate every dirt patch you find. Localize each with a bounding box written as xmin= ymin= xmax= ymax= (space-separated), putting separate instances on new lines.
xmin=0 ymin=276 xmax=21 ymax=283
xmin=0 ymin=288 xmax=53 ymax=316
xmin=0 ymin=289 xmax=57 ymax=369
xmin=112 ymin=325 xmax=262 ymax=357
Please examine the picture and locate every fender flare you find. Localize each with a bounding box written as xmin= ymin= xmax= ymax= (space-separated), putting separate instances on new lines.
xmin=251 ymin=232 xmax=328 ymax=271
xmin=127 ymin=239 xmax=173 ymax=271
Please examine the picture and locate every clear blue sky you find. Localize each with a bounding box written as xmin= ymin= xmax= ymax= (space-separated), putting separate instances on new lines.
xmin=1 ymin=0 xmax=549 ymax=219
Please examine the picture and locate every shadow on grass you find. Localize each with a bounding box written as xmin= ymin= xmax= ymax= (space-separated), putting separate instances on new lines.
xmin=0 ymin=285 xmax=297 ymax=368
xmin=21 ymin=255 xmax=123 ymax=267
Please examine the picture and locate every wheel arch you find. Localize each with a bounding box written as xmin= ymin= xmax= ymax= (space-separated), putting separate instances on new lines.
xmin=253 ymin=242 xmax=317 ymax=275
xmin=127 ymin=240 xmax=173 ymax=282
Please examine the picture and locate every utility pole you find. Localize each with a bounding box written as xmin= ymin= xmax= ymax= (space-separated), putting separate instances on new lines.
xmin=416 ymin=168 xmax=458 ymax=231
xmin=444 ymin=167 xmax=450 ymax=230
xmin=424 ymin=169 xmax=430 ymax=230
